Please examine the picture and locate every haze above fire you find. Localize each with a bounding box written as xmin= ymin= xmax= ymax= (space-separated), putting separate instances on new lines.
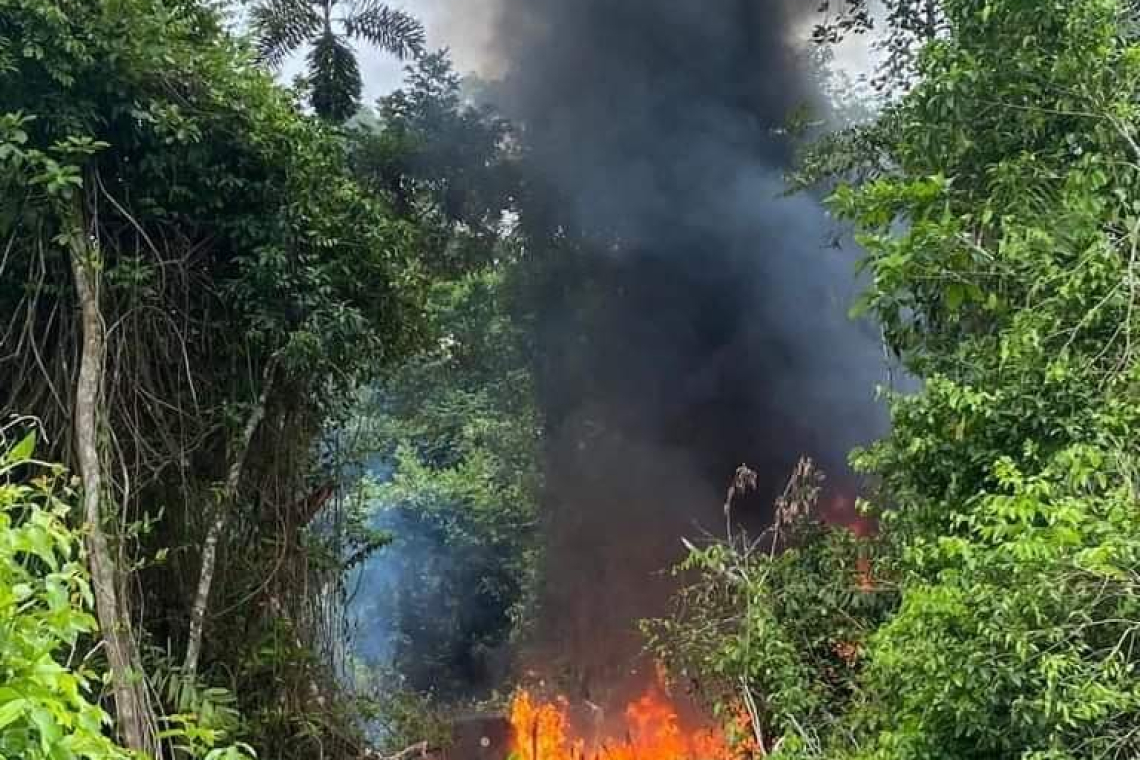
xmin=475 ymin=0 xmax=890 ymax=700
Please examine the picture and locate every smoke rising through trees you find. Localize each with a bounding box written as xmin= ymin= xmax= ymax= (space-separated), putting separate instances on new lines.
xmin=480 ymin=0 xmax=891 ymax=700
xmin=345 ymin=0 xmax=891 ymax=705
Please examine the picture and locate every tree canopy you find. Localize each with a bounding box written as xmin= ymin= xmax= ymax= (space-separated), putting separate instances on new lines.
xmin=250 ymin=0 xmax=425 ymax=121
xmin=1 ymin=0 xmax=431 ymax=756
xmin=5 ymin=1 xmax=1140 ymax=759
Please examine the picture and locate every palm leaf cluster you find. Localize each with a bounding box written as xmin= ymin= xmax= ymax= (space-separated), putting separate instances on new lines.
xmin=251 ymin=0 xmax=425 ymax=122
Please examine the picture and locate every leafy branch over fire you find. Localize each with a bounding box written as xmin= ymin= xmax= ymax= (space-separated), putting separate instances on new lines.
xmin=645 ymin=461 xmax=895 ymax=757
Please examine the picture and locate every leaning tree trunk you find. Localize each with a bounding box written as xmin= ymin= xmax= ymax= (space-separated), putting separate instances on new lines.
xmin=183 ymin=378 xmax=270 ymax=677
xmin=70 ymin=197 xmax=158 ymax=757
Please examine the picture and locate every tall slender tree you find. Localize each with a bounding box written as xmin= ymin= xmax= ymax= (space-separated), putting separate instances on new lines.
xmin=250 ymin=0 xmax=425 ymax=121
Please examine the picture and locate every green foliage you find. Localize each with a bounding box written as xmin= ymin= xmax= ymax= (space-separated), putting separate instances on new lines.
xmin=812 ymin=0 xmax=944 ymax=93
xmin=250 ymin=0 xmax=425 ymax=122
xmin=351 ymin=263 xmax=542 ymax=699
xmin=646 ymin=472 xmax=895 ymax=757
xmin=659 ymin=2 xmax=1140 ymax=758
xmin=339 ymin=55 xmax=539 ymax=702
xmin=848 ymin=449 xmax=1140 ymax=760
xmin=0 ymin=431 xmax=258 ymax=760
xmin=828 ymin=2 xmax=1140 ymax=751
xmin=152 ymin=666 xmax=254 ymax=760
xmin=0 ymin=0 xmax=434 ymax=757
xmin=0 ymin=430 xmax=127 ymax=760
xmin=350 ymin=668 xmax=453 ymax=755
xmin=0 ymin=0 xmax=427 ymax=408
xmin=349 ymin=53 xmax=520 ymax=276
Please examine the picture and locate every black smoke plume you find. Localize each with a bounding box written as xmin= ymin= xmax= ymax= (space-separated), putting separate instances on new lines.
xmin=482 ymin=0 xmax=891 ymax=704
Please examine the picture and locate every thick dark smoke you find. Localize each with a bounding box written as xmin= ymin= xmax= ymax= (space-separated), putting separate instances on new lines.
xmin=482 ymin=0 xmax=891 ymax=705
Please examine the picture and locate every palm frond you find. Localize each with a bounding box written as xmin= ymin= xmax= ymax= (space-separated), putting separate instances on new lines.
xmin=343 ymin=1 xmax=425 ymax=60
xmin=249 ymin=0 xmax=322 ymax=68
xmin=308 ymin=30 xmax=363 ymax=121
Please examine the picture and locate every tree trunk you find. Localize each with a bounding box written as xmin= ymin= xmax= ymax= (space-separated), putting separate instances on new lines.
xmin=70 ymin=199 xmax=158 ymax=757
xmin=183 ymin=379 xmax=270 ymax=676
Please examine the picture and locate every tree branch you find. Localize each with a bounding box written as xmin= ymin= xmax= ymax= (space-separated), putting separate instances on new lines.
xmin=183 ymin=363 xmax=274 ymax=676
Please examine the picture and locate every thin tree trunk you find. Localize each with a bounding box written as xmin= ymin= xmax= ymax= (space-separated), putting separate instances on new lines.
xmin=70 ymin=199 xmax=157 ymax=757
xmin=183 ymin=379 xmax=270 ymax=676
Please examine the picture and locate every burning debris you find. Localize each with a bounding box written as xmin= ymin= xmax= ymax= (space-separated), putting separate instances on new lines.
xmin=371 ymin=458 xmax=876 ymax=760
xmin=508 ymin=676 xmax=751 ymax=760
xmin=501 ymin=460 xmax=875 ymax=760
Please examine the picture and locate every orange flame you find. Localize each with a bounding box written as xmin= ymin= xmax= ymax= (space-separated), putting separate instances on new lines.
xmin=509 ymin=681 xmax=745 ymax=760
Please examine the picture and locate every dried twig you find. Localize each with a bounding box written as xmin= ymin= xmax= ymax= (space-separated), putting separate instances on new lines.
xmin=769 ymin=458 xmax=823 ymax=557
xmin=723 ymin=464 xmax=758 ymax=543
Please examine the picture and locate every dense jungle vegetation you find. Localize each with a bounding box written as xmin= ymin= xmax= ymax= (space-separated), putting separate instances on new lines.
xmin=2 ymin=1 xmax=1140 ymax=759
